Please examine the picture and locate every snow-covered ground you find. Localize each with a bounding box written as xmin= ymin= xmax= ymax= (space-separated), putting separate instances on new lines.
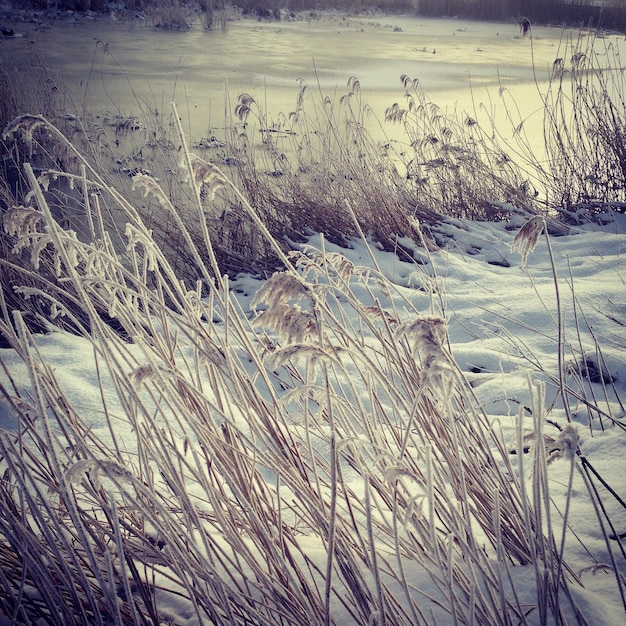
xmin=1 ymin=205 xmax=624 ymax=624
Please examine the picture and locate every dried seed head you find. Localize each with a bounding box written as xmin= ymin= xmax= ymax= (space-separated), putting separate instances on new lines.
xmin=2 ymin=114 xmax=48 ymax=145
xmin=5 ymin=203 xmax=82 ymax=274
xmin=65 ymin=459 xmax=99 ymax=484
xmin=187 ymin=154 xmax=228 ymax=198
xmin=125 ymin=223 xmax=158 ymax=272
xmin=131 ymin=173 xmax=171 ymax=208
xmin=324 ymin=253 xmax=355 ymax=281
xmin=3 ymin=205 xmax=44 ymax=240
xmin=253 ymin=304 xmax=318 ymax=345
xmin=129 ymin=364 xmax=157 ymax=389
xmin=252 ymin=272 xmax=314 ymax=311
xmin=362 ymin=305 xmax=398 ymax=326
xmin=547 ymin=424 xmax=580 ymax=464
xmin=395 ymin=315 xmax=447 ymax=364
xmin=267 ymin=343 xmax=340 ymax=372
xmin=511 ymin=215 xmax=545 ymax=268
xmin=395 ymin=315 xmax=451 ymax=389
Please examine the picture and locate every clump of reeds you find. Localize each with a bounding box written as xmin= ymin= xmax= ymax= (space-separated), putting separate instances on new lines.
xmin=498 ymin=29 xmax=626 ymax=220
xmin=0 ymin=107 xmax=613 ymax=625
xmin=544 ymin=32 xmax=626 ymax=211
xmin=384 ymin=74 xmax=542 ymax=221
xmin=517 ymin=16 xmax=531 ymax=38
xmin=9 ymin=25 xmax=624 ymax=285
xmin=203 ymin=72 xmax=542 ymax=261
xmin=148 ymin=0 xmax=192 ymax=30
xmin=220 ymin=29 xmax=626 ymax=241
xmin=219 ymin=78 xmax=428 ymax=252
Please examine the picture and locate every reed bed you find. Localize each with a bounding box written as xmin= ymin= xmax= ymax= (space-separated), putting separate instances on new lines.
xmin=0 ymin=23 xmax=624 ymax=625
xmin=0 ymin=104 xmax=617 ymax=625
xmin=540 ymin=31 xmax=626 ymax=213
xmin=188 ymin=71 xmax=541 ymax=265
xmin=3 ymin=27 xmax=623 ymax=288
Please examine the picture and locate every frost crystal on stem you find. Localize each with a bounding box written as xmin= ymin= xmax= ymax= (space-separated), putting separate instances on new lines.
xmin=2 ymin=113 xmax=48 ymax=145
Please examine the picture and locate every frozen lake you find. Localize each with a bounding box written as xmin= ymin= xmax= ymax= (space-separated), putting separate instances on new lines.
xmin=3 ymin=11 xmax=621 ymax=146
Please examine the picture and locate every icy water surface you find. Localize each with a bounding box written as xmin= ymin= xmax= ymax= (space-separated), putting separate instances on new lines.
xmin=3 ymin=12 xmax=620 ymax=144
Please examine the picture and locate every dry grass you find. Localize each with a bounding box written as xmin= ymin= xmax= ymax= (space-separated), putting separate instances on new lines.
xmin=507 ymin=214 xmax=626 ymax=612
xmin=219 ymin=78 xmax=427 ymax=250
xmin=543 ymin=32 xmax=626 ymax=211
xmin=6 ymin=27 xmax=622 ymax=288
xmin=0 ymin=107 xmax=619 ymax=625
xmin=384 ymin=74 xmax=540 ymax=221
xmin=495 ymin=28 xmax=626 ymax=222
xmin=0 ymin=30 xmax=624 ymax=622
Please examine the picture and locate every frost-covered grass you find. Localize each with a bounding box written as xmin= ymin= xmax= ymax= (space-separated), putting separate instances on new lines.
xmin=0 ymin=105 xmax=624 ymax=625
xmin=0 ymin=20 xmax=624 ymax=624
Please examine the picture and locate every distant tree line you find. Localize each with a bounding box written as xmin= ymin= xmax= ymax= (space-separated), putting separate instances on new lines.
xmin=15 ymin=0 xmax=626 ymax=30
xmin=244 ymin=0 xmax=626 ymax=30
xmin=414 ymin=0 xmax=626 ymax=29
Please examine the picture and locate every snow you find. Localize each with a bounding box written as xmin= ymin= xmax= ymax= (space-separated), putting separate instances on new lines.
xmin=1 ymin=208 xmax=625 ymax=624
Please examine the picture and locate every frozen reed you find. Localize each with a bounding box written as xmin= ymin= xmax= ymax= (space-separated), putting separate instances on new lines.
xmin=0 ymin=106 xmax=614 ymax=625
